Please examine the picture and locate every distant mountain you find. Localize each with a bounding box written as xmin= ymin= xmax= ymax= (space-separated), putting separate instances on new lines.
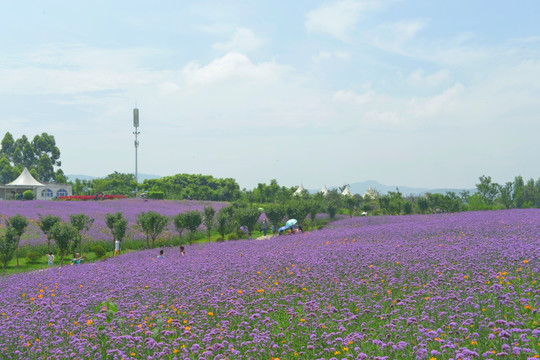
xmin=67 ymin=173 xmax=161 ymax=182
xmin=312 ymin=180 xmax=474 ymax=196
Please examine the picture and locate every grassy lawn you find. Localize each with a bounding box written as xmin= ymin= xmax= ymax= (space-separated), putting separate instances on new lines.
xmin=1 ymin=250 xmax=124 ymax=276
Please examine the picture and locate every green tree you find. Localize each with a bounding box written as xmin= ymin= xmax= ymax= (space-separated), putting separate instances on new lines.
xmin=136 ymin=211 xmax=169 ymax=248
xmin=11 ymin=145 xmax=22 ymax=166
xmin=49 ymin=221 xmax=77 ymax=266
xmin=265 ymin=204 xmax=286 ymax=233
xmin=0 ymin=156 xmax=13 ymax=183
xmin=36 ymin=154 xmax=54 ymax=183
xmin=55 ymin=168 xmax=67 ymax=184
xmin=22 ymin=142 xmax=35 ymax=169
xmin=378 ymin=195 xmax=391 ymax=214
xmin=183 ymin=211 xmax=202 ymax=245
xmin=307 ymin=200 xmax=321 ymax=224
xmin=7 ymin=215 xmax=28 ymax=267
xmin=522 ymin=178 xmax=540 ymax=208
xmin=37 ymin=214 xmax=62 ymax=252
xmin=497 ymin=182 xmax=514 ymax=209
xmin=173 ymin=213 xmax=187 ymax=242
xmin=0 ymin=132 xmax=15 ymax=161
xmin=417 ymin=197 xmax=429 ymax=213
xmin=216 ymin=209 xmax=230 ymax=240
xmin=286 ymin=200 xmax=310 ymax=226
xmin=513 ymin=176 xmax=525 ymax=208
xmin=326 ymin=202 xmax=338 ymax=220
xmin=105 ymin=212 xmax=128 ymax=249
xmin=0 ymin=226 xmax=18 ymax=274
xmin=403 ymin=201 xmax=413 ymax=214
xmin=203 ymin=206 xmax=216 ymax=242
xmin=476 ymin=175 xmax=499 ymax=206
xmin=69 ymin=214 xmax=95 ymax=257
xmin=235 ymin=207 xmax=260 ymax=236
xmin=344 ymin=196 xmax=358 ymax=218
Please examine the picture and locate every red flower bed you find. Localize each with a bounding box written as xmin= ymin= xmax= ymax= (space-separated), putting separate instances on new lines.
xmin=57 ymin=194 xmax=128 ymax=201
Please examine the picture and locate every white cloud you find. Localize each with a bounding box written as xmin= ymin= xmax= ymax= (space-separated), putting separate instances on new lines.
xmin=213 ymin=27 xmax=265 ymax=53
xmin=305 ymin=0 xmax=380 ymax=41
xmin=408 ymin=83 xmax=464 ymax=118
xmin=312 ymin=50 xmax=351 ymax=64
xmin=407 ymin=69 xmax=452 ymax=87
xmin=181 ymin=52 xmax=290 ymax=86
xmin=369 ymin=20 xmax=427 ymax=54
xmin=333 ymin=90 xmax=373 ymax=105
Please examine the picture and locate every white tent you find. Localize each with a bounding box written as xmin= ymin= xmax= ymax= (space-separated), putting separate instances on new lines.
xmin=319 ymin=185 xmax=329 ymax=196
xmin=7 ymin=168 xmax=45 ymax=187
xmin=3 ymin=168 xmax=44 ymax=199
xmin=341 ymin=185 xmax=353 ymax=197
xmin=293 ymin=184 xmax=305 ymax=196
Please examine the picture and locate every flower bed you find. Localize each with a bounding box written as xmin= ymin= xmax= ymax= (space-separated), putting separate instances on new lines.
xmin=0 ymin=209 xmax=538 ymax=359
xmin=57 ymin=194 xmax=128 ymax=201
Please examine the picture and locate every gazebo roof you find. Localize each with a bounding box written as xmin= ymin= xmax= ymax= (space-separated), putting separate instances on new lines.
xmin=6 ymin=168 xmax=45 ymax=187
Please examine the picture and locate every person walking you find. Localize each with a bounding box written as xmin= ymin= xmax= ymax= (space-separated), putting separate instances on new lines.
xmin=263 ymin=219 xmax=268 ymax=236
xmin=46 ymin=252 xmax=54 ymax=267
xmin=114 ymin=239 xmax=120 ymax=257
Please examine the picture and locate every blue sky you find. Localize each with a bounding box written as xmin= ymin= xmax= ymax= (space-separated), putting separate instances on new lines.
xmin=1 ymin=0 xmax=539 ymax=190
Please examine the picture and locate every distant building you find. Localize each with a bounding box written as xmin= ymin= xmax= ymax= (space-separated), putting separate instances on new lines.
xmin=0 ymin=167 xmax=72 ymax=200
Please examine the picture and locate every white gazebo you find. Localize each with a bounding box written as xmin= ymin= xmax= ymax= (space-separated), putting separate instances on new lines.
xmin=2 ymin=167 xmax=45 ymax=200
xmin=319 ymin=185 xmax=329 ymax=196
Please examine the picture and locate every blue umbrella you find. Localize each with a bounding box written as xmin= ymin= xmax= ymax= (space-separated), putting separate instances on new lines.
xmin=278 ymin=226 xmax=289 ymax=232
xmin=285 ymin=219 xmax=297 ymax=227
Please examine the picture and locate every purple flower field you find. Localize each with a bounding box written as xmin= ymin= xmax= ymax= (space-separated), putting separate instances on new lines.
xmin=0 ymin=199 xmax=227 ymax=246
xmin=0 ymin=209 xmax=539 ymax=359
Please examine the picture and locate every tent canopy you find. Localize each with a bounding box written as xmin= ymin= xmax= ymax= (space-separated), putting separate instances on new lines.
xmin=6 ymin=168 xmax=45 ymax=187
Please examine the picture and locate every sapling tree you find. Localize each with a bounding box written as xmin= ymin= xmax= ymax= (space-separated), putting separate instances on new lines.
xmin=0 ymin=226 xmax=18 ymax=274
xmin=69 ymin=214 xmax=94 ymax=257
xmin=203 ymin=206 xmax=216 ymax=242
xmin=136 ymin=211 xmax=169 ymax=248
xmin=105 ymin=212 xmax=128 ymax=250
xmin=37 ymin=214 xmax=61 ymax=252
xmin=49 ymin=221 xmax=77 ymax=266
xmin=7 ymin=214 xmax=28 ymax=267
xmin=173 ymin=213 xmax=187 ymax=246
xmin=216 ymin=209 xmax=229 ymax=241
xmin=183 ymin=211 xmax=202 ymax=245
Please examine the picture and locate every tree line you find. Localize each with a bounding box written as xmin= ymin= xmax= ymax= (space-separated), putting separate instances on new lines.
xmin=0 ymin=132 xmax=66 ymax=184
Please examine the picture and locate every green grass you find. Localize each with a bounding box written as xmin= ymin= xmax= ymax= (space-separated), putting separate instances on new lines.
xmin=1 ymin=250 xmax=133 ymax=276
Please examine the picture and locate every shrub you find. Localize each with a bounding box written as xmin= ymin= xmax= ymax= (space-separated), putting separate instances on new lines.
xmin=227 ymin=233 xmax=238 ymax=241
xmin=91 ymin=245 xmax=107 ymax=259
xmin=148 ymin=192 xmax=164 ymax=200
xmin=26 ymin=251 xmax=42 ymax=264
xmin=22 ymin=190 xmax=34 ymax=200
